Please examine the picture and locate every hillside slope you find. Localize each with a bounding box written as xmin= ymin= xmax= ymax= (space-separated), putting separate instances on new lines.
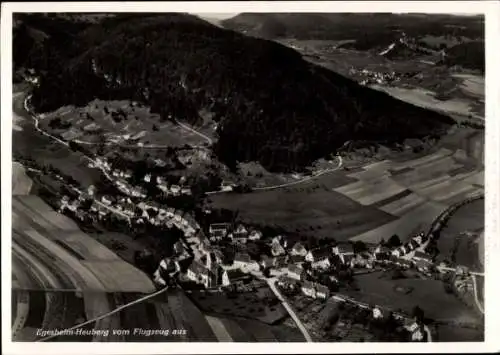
xmin=17 ymin=13 xmax=454 ymax=172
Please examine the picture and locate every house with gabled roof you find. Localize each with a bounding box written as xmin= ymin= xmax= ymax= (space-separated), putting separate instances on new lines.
xmin=291 ymin=242 xmax=308 ymax=257
xmin=230 ymin=225 xmax=249 ymax=244
xmin=305 ymin=247 xmax=331 ymax=266
xmin=186 ymin=260 xmax=211 ymax=288
xmin=315 ymin=284 xmax=330 ymax=299
xmin=271 ymin=241 xmax=286 ymax=257
xmin=333 ymin=243 xmax=355 ymax=264
xmin=301 ymin=281 xmax=316 ymax=298
xmin=248 ymin=229 xmax=263 ymax=241
xmin=209 ymin=223 xmax=230 ymax=240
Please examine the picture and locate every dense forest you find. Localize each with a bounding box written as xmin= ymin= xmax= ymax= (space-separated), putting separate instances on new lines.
xmin=15 ymin=13 xmax=454 ymax=172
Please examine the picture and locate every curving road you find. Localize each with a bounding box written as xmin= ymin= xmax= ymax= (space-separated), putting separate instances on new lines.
xmin=253 ymin=156 xmax=343 ymax=192
xmin=206 ymin=156 xmax=344 ymax=196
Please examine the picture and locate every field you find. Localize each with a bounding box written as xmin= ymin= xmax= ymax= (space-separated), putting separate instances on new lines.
xmin=207 ymin=172 xmax=396 ymax=241
xmin=288 ymin=41 xmax=484 ymax=122
xmin=13 ymin=162 xmax=33 ymax=195
xmin=370 ymin=85 xmax=483 ymax=120
xmin=436 ymin=199 xmax=484 ymax=271
xmin=12 ymin=195 xmax=155 ymax=293
xmin=12 ymin=289 xmax=301 ymax=342
xmin=452 ymin=73 xmax=485 ymax=97
xmin=347 ymin=271 xmax=482 ymax=326
xmin=187 ymin=285 xmax=289 ymax=324
xmin=12 ymin=289 xmax=217 ymax=342
xmin=39 ymin=99 xmax=211 ymax=148
xmin=214 ymin=316 xmax=304 ymax=342
xmin=13 ymin=94 xmax=105 ymax=188
xmin=210 ymin=129 xmax=484 ymax=245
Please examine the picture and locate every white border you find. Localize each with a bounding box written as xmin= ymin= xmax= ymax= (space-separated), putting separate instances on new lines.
xmin=2 ymin=2 xmax=499 ymax=354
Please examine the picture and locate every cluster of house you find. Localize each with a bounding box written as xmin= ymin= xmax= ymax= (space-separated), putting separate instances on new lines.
xmin=98 ymin=195 xmax=136 ymax=218
xmin=143 ymin=174 xmax=192 ymax=196
xmin=380 ymin=233 xmax=435 ymax=273
xmin=349 ymin=68 xmax=422 ymax=86
xmin=135 ymin=201 xmax=200 ymax=236
xmin=89 ymin=157 xmax=146 ymax=197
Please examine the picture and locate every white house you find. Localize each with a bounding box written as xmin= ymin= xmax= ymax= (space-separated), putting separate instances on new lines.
xmin=315 ymin=284 xmax=330 ymax=299
xmin=301 ymin=281 xmax=316 ymax=298
xmin=101 ymin=195 xmax=112 ymax=205
xmin=248 ymin=229 xmax=263 ymax=241
xmin=372 ymin=307 xmax=383 ymax=319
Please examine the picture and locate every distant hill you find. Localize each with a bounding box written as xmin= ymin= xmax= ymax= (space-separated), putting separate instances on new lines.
xmin=16 ymin=13 xmax=454 ymax=172
xmin=441 ymin=40 xmax=485 ymax=73
xmin=223 ymin=13 xmax=484 ymax=71
xmin=222 ymin=13 xmax=484 ymax=41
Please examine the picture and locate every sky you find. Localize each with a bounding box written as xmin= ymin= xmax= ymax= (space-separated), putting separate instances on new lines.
xmin=195 ymin=13 xmax=239 ymax=20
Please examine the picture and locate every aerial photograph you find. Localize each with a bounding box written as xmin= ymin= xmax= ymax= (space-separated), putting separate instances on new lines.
xmin=11 ymin=11 xmax=485 ymax=343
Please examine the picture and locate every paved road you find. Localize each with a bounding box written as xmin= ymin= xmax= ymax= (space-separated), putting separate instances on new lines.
xmin=437 ymin=266 xmax=484 ymax=277
xmin=253 ymin=156 xmax=343 ymax=192
xmin=471 ymin=275 xmax=485 ymax=314
xmin=266 ymin=278 xmax=313 ymax=342
xmin=206 ymin=155 xmax=344 ymax=195
xmin=175 ymin=119 xmax=213 ymax=145
xmin=37 ymin=286 xmax=170 ymax=342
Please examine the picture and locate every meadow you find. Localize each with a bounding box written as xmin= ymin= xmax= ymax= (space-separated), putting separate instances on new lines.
xmin=347 ymin=271 xmax=482 ymax=326
xmin=39 ymin=99 xmax=211 ymax=148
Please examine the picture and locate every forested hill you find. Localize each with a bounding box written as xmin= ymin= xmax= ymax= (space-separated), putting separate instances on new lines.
xmin=221 ymin=13 xmax=484 ymax=41
xmin=15 ymin=13 xmax=454 ymax=172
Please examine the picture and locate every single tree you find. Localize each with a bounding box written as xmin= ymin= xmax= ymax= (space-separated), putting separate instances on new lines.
xmin=388 ymin=234 xmax=402 ymax=248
